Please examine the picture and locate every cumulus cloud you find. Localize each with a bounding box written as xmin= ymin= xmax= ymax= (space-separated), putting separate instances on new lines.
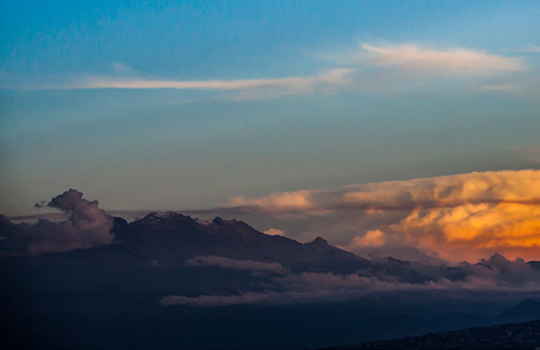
xmin=185 ymin=256 xmax=288 ymax=274
xmin=344 ymin=230 xmax=386 ymax=248
xmin=392 ymin=202 xmax=540 ymax=262
xmin=161 ymin=254 xmax=540 ymax=306
xmin=226 ymin=190 xmax=322 ymax=215
xmin=0 ymin=189 xmax=114 ymax=257
xmin=222 ymin=170 xmax=540 ymax=214
xmin=218 ymin=170 xmax=540 ymax=262
xmin=263 ymin=228 xmax=286 ymax=236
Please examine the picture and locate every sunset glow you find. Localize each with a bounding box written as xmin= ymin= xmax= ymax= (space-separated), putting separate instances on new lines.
xmin=218 ymin=170 xmax=540 ymax=262
xmin=1 ymin=2 xmax=540 ymax=348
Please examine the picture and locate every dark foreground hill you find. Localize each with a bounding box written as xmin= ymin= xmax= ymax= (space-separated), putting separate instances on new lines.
xmin=324 ymin=320 xmax=540 ymax=350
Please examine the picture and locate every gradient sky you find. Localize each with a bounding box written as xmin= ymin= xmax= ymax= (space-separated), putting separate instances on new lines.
xmin=1 ymin=1 xmax=540 ymax=261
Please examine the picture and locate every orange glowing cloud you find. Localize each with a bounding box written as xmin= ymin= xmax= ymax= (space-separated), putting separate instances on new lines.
xmin=226 ymin=190 xmax=324 ymax=214
xmin=263 ymin=228 xmax=286 ymax=236
xmin=344 ymin=230 xmax=386 ymax=249
xmin=392 ymin=202 xmax=540 ymax=262
xmin=341 ymin=169 xmax=540 ymax=209
xmin=222 ymin=170 xmax=540 ymax=262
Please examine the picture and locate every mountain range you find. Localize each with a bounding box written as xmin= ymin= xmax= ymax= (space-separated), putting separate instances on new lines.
xmin=1 ymin=211 xmax=540 ymax=350
xmin=112 ymin=211 xmax=370 ymax=272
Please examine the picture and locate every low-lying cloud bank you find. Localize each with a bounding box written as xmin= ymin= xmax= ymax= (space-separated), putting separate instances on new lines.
xmin=221 ymin=170 xmax=540 ymax=262
xmin=186 ymin=256 xmax=289 ymax=274
xmin=161 ymin=253 xmax=540 ymax=307
xmin=0 ymin=189 xmax=114 ymax=257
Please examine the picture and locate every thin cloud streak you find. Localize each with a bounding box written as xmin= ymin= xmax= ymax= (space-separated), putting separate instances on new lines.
xmin=358 ymin=43 xmax=525 ymax=74
xmin=483 ymin=84 xmax=523 ymax=92
xmin=516 ymin=44 xmax=540 ymax=53
xmin=87 ymin=76 xmax=314 ymax=90
xmin=186 ymin=256 xmax=289 ymax=274
xmin=223 ymin=170 xmax=540 ymax=215
xmin=22 ymin=42 xmax=529 ymax=100
xmin=59 ymin=68 xmax=354 ymax=93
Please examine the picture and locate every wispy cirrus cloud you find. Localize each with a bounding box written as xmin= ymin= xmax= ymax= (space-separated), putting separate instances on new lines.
xmin=483 ymin=84 xmax=523 ymax=92
xmin=18 ymin=42 xmax=530 ymax=100
xmin=516 ymin=44 xmax=540 ymax=53
xmin=356 ymin=43 xmax=525 ymax=75
xmin=84 ymin=68 xmax=353 ymax=90
xmin=40 ymin=68 xmax=354 ymax=101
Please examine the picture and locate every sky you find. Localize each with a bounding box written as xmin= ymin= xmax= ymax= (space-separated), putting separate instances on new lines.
xmin=1 ymin=0 xmax=539 ymax=262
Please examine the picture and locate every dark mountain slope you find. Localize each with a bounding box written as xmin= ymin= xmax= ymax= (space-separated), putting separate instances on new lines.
xmin=111 ymin=211 xmax=371 ymax=272
xmin=323 ymin=320 xmax=540 ymax=350
xmin=495 ymin=298 xmax=540 ymax=323
xmin=2 ymin=211 xmax=370 ymax=274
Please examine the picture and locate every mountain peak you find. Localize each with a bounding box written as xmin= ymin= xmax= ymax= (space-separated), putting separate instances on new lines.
xmin=308 ymin=237 xmax=329 ymax=245
xmin=212 ymin=217 xmax=226 ymax=225
xmin=212 ymin=216 xmax=242 ymax=226
xmin=153 ymin=211 xmax=188 ymax=220
xmin=132 ymin=211 xmax=192 ymax=228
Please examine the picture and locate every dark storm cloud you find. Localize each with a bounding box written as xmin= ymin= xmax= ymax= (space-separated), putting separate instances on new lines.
xmin=0 ymin=189 xmax=114 ymax=257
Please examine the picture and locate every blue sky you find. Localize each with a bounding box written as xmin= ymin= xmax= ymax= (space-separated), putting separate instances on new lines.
xmin=1 ymin=0 xmax=539 ymax=217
